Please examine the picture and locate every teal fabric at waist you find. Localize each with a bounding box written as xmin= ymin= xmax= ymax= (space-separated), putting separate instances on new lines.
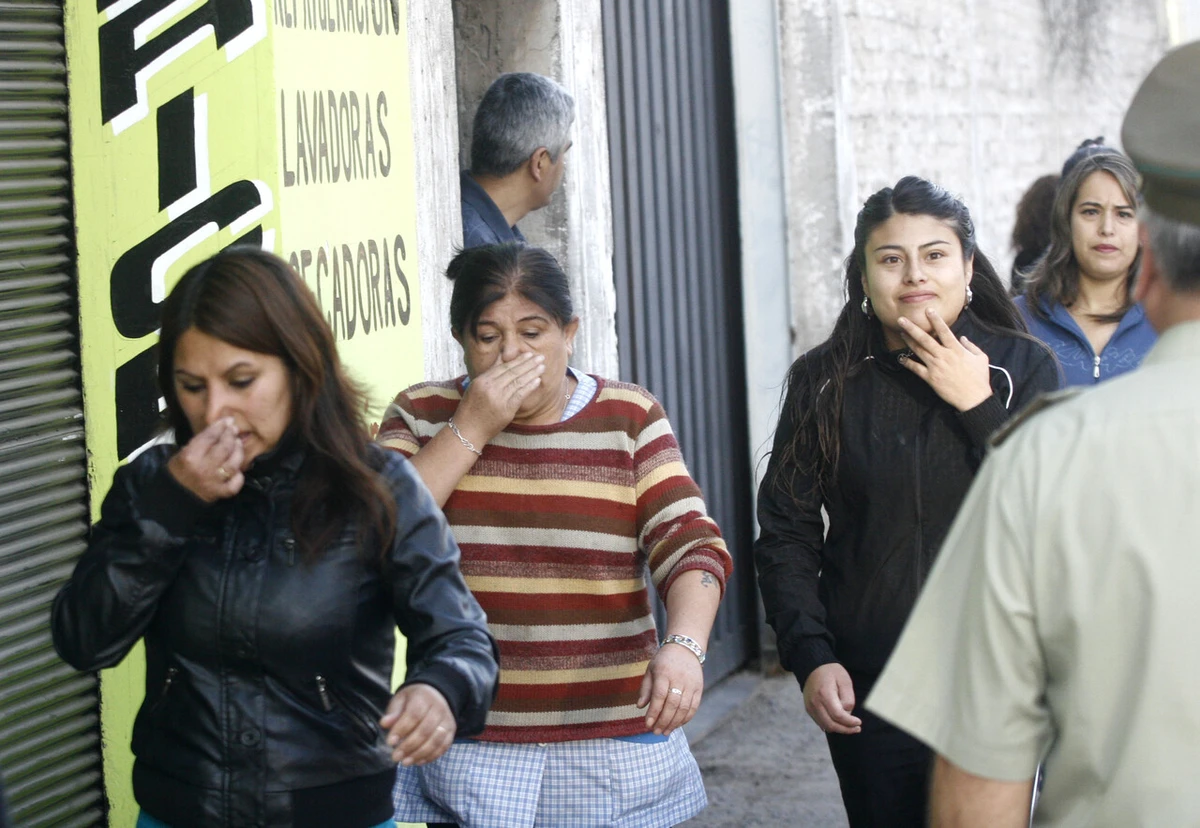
xmin=614 ymin=731 xmax=670 ymax=744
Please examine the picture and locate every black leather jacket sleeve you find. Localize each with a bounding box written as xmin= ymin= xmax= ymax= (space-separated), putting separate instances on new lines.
xmin=376 ymin=449 xmax=499 ymax=737
xmin=753 ymin=391 xmax=836 ymax=687
xmin=51 ymin=454 xmax=210 ymax=671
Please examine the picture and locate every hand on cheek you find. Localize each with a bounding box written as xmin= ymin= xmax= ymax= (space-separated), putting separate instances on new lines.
xmin=897 ymin=309 xmax=993 ymax=412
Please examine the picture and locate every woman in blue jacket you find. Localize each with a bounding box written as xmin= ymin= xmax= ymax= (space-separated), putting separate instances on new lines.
xmin=1016 ymin=142 xmax=1156 ymax=384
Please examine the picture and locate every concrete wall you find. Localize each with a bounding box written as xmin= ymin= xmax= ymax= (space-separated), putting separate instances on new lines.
xmin=779 ymin=0 xmax=1170 ymax=355
xmin=451 ymin=0 xmax=618 ymax=377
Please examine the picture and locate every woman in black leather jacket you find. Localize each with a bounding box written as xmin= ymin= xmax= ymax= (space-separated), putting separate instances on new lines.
xmin=52 ymin=249 xmax=499 ymax=828
xmin=754 ymin=177 xmax=1060 ymax=828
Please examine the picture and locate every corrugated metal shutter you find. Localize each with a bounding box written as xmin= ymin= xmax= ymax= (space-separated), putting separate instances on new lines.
xmin=603 ymin=0 xmax=755 ymax=682
xmin=0 ymin=2 xmax=105 ymax=826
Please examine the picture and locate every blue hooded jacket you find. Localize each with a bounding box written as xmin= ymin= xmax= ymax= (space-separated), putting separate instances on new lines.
xmin=1015 ymin=294 xmax=1157 ymax=386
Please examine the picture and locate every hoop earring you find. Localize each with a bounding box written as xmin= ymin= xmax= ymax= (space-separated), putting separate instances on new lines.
xmin=861 ymin=296 xmax=871 ymax=316
xmin=965 ymin=285 xmax=974 ymax=306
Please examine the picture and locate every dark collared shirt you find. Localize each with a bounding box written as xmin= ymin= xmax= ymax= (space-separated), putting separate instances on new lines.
xmin=460 ymin=170 xmax=526 ymax=249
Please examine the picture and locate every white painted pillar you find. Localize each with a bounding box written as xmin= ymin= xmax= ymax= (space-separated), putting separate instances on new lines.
xmin=729 ymin=0 xmax=800 ymax=668
xmin=1165 ymin=0 xmax=1200 ymax=42
xmin=408 ymin=0 xmax=465 ymax=379
xmin=728 ymin=0 xmax=795 ymax=489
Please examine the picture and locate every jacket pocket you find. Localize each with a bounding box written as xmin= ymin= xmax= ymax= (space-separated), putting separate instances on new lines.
xmin=148 ymin=666 xmax=179 ymax=716
xmin=314 ymin=675 xmax=380 ymax=744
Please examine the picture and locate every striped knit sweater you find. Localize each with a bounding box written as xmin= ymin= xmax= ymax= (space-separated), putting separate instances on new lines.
xmin=377 ymin=375 xmax=733 ymax=743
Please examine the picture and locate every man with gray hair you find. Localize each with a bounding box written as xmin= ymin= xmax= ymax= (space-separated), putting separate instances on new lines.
xmin=460 ymin=72 xmax=575 ymax=248
xmin=863 ymin=40 xmax=1200 ymax=826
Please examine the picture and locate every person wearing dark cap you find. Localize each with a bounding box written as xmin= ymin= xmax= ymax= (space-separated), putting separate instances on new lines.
xmin=1015 ymin=138 xmax=1157 ymax=385
xmin=460 ymin=73 xmax=575 ymax=249
xmin=863 ymin=40 xmax=1200 ymax=827
xmin=1060 ymin=136 xmax=1109 ymax=178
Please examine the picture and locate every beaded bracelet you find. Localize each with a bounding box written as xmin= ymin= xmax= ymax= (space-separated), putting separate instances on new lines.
xmin=446 ymin=418 xmax=483 ymax=457
xmin=661 ymin=633 xmax=706 ymax=664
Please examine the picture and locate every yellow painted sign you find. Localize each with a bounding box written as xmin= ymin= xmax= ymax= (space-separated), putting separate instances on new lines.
xmin=65 ymin=0 xmax=421 ymax=821
xmin=274 ymin=0 xmax=421 ymax=410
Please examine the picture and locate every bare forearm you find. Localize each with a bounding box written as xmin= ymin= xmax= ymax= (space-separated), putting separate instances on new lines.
xmin=929 ymin=755 xmax=1034 ymax=828
xmin=664 ymin=569 xmax=722 ymax=648
xmin=407 ymin=427 xmax=483 ymax=507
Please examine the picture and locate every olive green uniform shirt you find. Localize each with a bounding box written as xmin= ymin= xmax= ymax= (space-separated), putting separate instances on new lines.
xmin=867 ymin=319 xmax=1200 ymax=827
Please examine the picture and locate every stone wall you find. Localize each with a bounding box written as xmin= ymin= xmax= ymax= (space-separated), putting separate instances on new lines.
xmin=779 ymin=0 xmax=1168 ymax=354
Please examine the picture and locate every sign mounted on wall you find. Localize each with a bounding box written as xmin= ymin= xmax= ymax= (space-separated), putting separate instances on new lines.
xmin=273 ymin=0 xmax=419 ymax=401
xmin=65 ymin=0 xmax=420 ymax=821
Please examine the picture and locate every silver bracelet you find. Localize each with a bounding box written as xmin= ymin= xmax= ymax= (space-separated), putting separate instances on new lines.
xmin=446 ymin=418 xmax=483 ymax=457
xmin=661 ymin=633 xmax=706 ymax=664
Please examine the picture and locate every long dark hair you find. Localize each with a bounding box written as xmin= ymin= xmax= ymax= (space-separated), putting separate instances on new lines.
xmin=774 ymin=176 xmax=1026 ymax=500
xmin=1023 ymin=148 xmax=1142 ymax=323
xmin=158 ymin=248 xmax=396 ymax=562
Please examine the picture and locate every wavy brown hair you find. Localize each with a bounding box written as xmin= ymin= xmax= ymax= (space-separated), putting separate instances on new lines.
xmin=1023 ymin=149 xmax=1142 ymax=324
xmin=1012 ymin=175 xmax=1060 ymax=256
xmin=157 ymin=248 xmax=396 ymax=562
xmin=771 ymin=176 xmax=1028 ymax=501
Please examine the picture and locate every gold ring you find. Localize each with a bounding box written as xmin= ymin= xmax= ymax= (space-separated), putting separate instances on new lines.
xmin=435 ymin=725 xmax=448 ymax=733
xmin=218 ymin=466 xmax=229 ymax=480
xmin=669 ymin=687 xmax=683 ymax=695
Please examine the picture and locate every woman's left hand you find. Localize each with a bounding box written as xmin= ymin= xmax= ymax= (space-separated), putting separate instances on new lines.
xmin=637 ymin=642 xmax=704 ymax=736
xmin=898 ymin=308 xmax=994 ymax=412
xmin=379 ymin=683 xmax=456 ymax=766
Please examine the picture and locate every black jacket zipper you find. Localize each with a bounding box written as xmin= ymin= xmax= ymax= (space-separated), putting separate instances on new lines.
xmin=913 ymin=427 xmax=923 ymax=561
xmin=150 ymin=667 xmax=179 ymax=713
xmin=315 ymin=675 xmax=377 ymax=740
xmin=315 ymin=675 xmax=333 ymax=712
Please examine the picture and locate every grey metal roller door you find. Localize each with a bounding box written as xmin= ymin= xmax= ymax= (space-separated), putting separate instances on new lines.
xmin=0 ymin=1 xmax=105 ymax=826
xmin=603 ymin=0 xmax=755 ymax=682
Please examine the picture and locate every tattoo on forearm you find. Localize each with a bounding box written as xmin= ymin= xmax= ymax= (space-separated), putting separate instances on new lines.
xmin=701 ymin=572 xmax=716 ymax=588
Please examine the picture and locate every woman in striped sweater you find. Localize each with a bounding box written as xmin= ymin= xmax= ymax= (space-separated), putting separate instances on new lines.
xmin=379 ymin=242 xmax=733 ymax=827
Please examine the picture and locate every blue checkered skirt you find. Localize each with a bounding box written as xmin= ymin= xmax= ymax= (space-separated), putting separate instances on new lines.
xmin=393 ymin=729 xmax=707 ymax=827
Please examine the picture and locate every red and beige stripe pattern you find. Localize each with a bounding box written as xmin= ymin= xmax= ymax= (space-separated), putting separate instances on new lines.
xmin=378 ymin=375 xmax=732 ymax=743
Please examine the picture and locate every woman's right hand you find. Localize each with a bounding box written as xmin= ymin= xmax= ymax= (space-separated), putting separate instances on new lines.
xmin=167 ymin=417 xmax=245 ymax=503
xmin=380 ymin=683 xmax=456 ymax=766
xmin=452 ymin=352 xmax=546 ymax=443
xmin=898 ymin=309 xmax=993 ymax=412
xmin=802 ymin=663 xmax=863 ymax=735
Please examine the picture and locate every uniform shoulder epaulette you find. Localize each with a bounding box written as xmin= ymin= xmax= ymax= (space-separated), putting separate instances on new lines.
xmin=989 ymin=388 xmax=1085 ymax=448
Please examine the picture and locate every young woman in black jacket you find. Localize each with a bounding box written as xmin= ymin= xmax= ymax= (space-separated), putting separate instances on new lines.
xmin=755 ymin=177 xmax=1060 ymax=827
xmin=51 ymin=249 xmax=499 ymax=828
